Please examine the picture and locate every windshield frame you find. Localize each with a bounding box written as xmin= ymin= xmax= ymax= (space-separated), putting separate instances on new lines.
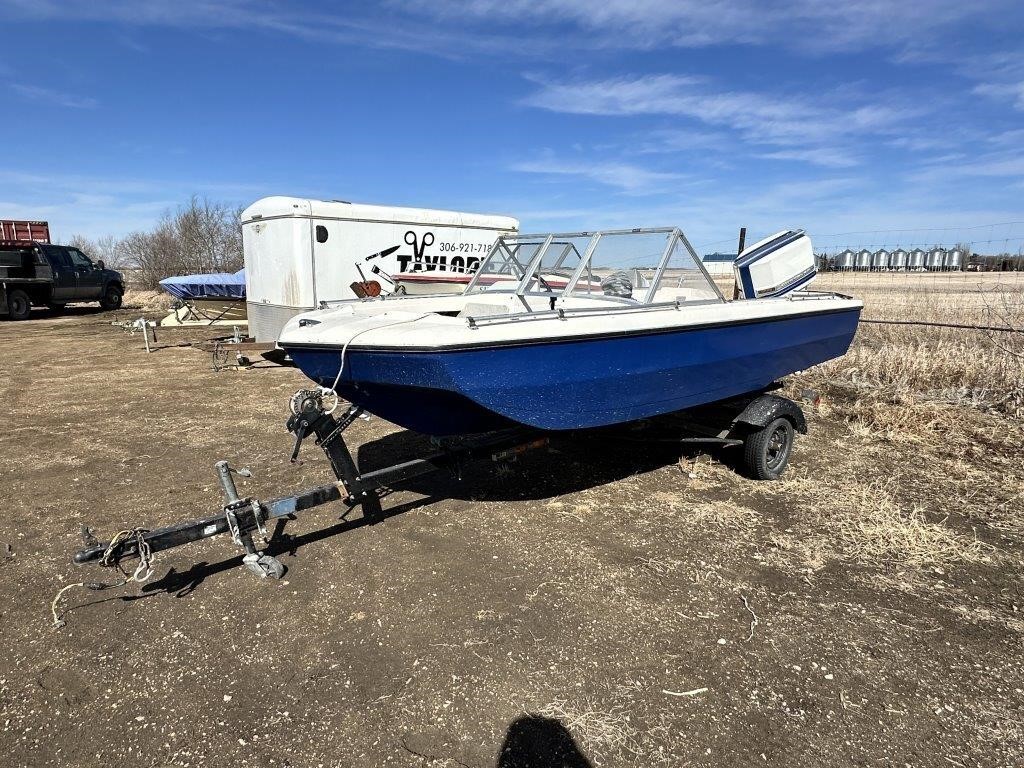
xmin=464 ymin=227 xmax=726 ymax=307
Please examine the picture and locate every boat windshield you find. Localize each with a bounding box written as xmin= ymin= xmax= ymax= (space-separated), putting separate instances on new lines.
xmin=464 ymin=228 xmax=724 ymax=306
xmin=466 ymin=236 xmax=546 ymax=291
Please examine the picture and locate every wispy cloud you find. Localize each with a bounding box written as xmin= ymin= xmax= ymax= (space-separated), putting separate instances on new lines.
xmin=397 ymin=0 xmax=1012 ymax=54
xmin=973 ymin=81 xmax=1024 ymax=111
xmin=907 ymin=149 xmax=1024 ymax=184
xmin=1 ymin=0 xmax=1013 ymax=60
xmin=10 ymin=83 xmax=97 ymax=109
xmin=0 ymin=168 xmax=267 ymax=239
xmin=757 ymin=148 xmax=858 ymax=169
xmin=521 ymin=74 xmax=919 ymax=156
xmin=0 ymin=0 xmax=558 ymax=60
xmin=511 ymin=156 xmax=683 ymax=193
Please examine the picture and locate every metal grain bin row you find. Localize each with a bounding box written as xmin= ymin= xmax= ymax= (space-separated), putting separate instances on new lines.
xmin=828 ymin=247 xmax=964 ymax=271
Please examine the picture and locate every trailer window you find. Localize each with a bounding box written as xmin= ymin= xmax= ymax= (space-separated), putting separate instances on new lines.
xmin=315 ymin=225 xmax=329 ymax=243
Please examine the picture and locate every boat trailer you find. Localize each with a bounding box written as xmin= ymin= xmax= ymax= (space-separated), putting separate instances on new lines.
xmin=72 ymin=390 xmax=549 ymax=580
xmin=71 ymin=388 xmax=805 ymax=581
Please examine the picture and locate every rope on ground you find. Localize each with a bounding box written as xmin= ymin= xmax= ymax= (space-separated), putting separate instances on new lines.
xmin=740 ymin=594 xmax=759 ymax=642
xmin=50 ymin=529 xmax=153 ymax=628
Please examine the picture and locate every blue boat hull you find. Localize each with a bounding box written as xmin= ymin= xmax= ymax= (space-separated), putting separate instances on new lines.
xmin=283 ymin=307 xmax=860 ymax=435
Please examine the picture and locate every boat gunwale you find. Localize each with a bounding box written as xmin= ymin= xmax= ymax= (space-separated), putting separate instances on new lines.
xmin=280 ymin=302 xmax=863 ymax=355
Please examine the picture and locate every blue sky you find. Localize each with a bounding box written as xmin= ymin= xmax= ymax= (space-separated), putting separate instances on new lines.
xmin=1 ymin=0 xmax=1022 ymax=251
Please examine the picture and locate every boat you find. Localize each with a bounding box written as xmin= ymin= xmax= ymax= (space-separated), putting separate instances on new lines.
xmin=277 ymin=227 xmax=862 ymax=436
xmin=159 ymin=269 xmax=248 ymax=326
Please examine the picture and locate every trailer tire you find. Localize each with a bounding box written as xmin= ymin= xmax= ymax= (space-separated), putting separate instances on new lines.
xmin=6 ymin=288 xmax=31 ymax=321
xmin=742 ymin=416 xmax=794 ymax=480
xmin=99 ymin=285 xmax=123 ymax=311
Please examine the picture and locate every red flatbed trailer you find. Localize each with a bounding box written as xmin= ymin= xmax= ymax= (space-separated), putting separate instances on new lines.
xmin=0 ymin=220 xmax=50 ymax=243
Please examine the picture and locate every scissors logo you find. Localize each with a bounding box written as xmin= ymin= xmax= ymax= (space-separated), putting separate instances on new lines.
xmin=403 ymin=230 xmax=436 ymax=271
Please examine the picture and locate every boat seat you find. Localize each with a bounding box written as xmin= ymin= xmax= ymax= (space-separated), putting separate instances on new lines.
xmin=457 ymin=301 xmax=511 ymax=319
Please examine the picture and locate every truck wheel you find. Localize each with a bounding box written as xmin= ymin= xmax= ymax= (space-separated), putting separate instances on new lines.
xmin=6 ymin=289 xmax=31 ymax=321
xmin=99 ymin=285 xmax=123 ymax=311
xmin=742 ymin=417 xmax=795 ymax=480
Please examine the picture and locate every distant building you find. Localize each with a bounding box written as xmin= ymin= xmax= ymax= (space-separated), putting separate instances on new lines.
xmin=701 ymin=252 xmax=736 ymax=275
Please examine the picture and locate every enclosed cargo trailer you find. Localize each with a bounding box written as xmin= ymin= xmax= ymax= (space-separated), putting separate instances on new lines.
xmin=241 ymin=197 xmax=518 ymax=342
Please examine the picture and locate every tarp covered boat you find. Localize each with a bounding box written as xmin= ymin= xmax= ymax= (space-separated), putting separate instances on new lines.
xmin=159 ymin=269 xmax=246 ymax=300
xmin=159 ymin=269 xmax=248 ymax=326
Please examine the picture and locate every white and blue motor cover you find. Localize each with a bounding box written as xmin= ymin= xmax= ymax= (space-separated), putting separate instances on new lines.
xmin=734 ymin=230 xmax=816 ymax=299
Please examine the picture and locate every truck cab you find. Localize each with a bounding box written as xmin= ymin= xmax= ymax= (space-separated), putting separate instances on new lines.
xmin=0 ymin=241 xmax=125 ymax=320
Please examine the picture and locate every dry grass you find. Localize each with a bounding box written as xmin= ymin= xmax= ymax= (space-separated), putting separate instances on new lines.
xmin=808 ymin=273 xmax=1024 ymax=416
xmin=759 ymin=471 xmax=994 ymax=570
xmin=713 ymin=272 xmax=1024 ymax=415
xmin=824 ymin=480 xmax=992 ymax=567
xmin=123 ymin=289 xmax=173 ymax=314
xmin=814 ymin=271 xmax=1022 ymax=325
xmin=537 ymin=699 xmax=641 ymax=757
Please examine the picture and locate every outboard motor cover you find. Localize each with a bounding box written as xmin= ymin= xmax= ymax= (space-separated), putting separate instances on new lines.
xmin=734 ymin=230 xmax=816 ymax=299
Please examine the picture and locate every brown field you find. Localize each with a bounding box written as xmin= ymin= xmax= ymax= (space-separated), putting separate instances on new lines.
xmin=815 ymin=272 xmax=1024 ymax=418
xmin=1 ymin=283 xmax=1023 ymax=767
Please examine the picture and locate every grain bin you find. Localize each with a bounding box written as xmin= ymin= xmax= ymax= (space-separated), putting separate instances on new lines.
xmin=834 ymin=249 xmax=856 ymax=270
xmin=908 ymin=248 xmax=926 ymax=270
xmin=872 ymin=249 xmax=889 ymax=271
xmin=926 ymin=247 xmax=945 ymax=271
xmin=889 ymin=249 xmax=908 ymax=270
xmin=944 ymin=249 xmax=963 ymax=271
xmin=855 ymin=249 xmax=872 ymax=270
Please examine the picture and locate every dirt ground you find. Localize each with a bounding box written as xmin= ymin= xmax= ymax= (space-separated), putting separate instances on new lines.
xmin=1 ymin=301 xmax=1023 ymax=767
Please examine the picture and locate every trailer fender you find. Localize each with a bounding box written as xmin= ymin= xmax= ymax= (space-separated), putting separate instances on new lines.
xmin=734 ymin=394 xmax=807 ymax=434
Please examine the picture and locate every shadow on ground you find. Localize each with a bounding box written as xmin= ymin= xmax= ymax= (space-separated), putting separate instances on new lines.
xmin=497 ymin=715 xmax=592 ymax=768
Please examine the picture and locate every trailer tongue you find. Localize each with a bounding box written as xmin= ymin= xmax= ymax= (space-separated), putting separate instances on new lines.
xmin=72 ymin=391 xmax=549 ymax=580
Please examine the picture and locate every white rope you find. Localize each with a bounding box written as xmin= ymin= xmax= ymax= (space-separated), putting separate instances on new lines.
xmin=51 ymin=529 xmax=153 ymax=628
xmin=323 ymin=313 xmax=433 ymax=401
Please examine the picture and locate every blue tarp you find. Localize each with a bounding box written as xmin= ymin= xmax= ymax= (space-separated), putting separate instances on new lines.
xmin=159 ymin=268 xmax=246 ymax=300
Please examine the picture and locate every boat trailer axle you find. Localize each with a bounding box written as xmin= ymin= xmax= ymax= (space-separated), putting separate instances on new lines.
xmin=73 ymin=392 xmax=547 ymax=579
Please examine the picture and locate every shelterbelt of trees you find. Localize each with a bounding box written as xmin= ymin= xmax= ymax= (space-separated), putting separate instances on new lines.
xmin=66 ymin=197 xmax=243 ymax=289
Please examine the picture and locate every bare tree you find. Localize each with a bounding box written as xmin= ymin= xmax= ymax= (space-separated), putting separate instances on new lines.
xmin=117 ymin=197 xmax=244 ymax=289
xmin=66 ymin=234 xmax=126 ymax=269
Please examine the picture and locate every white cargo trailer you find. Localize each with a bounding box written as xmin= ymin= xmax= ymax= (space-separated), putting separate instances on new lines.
xmin=241 ymin=197 xmax=519 ymax=341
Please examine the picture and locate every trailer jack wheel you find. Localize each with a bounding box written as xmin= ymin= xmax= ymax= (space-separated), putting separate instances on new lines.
xmin=242 ymin=552 xmax=285 ymax=579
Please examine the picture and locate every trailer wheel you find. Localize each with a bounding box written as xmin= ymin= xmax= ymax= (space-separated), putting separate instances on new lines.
xmin=742 ymin=417 xmax=794 ymax=480
xmin=99 ymin=285 xmax=123 ymax=311
xmin=6 ymin=289 xmax=31 ymax=321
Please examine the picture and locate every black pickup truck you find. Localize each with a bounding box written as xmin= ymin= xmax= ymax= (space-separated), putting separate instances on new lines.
xmin=0 ymin=241 xmax=125 ymax=320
